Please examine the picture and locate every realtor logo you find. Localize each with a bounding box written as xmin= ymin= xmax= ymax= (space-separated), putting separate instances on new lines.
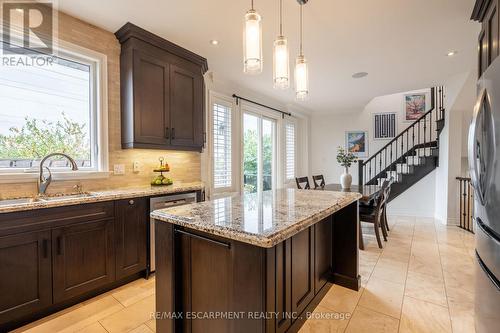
xmin=1 ymin=1 xmax=54 ymax=55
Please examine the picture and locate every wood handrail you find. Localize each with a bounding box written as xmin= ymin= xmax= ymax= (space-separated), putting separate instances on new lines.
xmin=362 ymin=87 xmax=437 ymax=165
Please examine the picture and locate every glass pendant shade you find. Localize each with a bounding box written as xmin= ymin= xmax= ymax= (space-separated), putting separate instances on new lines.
xmin=243 ymin=9 xmax=263 ymax=74
xmin=295 ymin=55 xmax=308 ymax=100
xmin=273 ymin=36 xmax=290 ymax=89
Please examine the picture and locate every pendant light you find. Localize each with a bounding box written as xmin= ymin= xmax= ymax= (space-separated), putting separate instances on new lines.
xmin=273 ymin=0 xmax=290 ymax=89
xmin=295 ymin=1 xmax=309 ymax=100
xmin=243 ymin=0 xmax=263 ymax=74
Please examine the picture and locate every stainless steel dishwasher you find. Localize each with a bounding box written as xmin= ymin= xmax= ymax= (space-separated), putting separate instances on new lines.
xmin=149 ymin=192 xmax=197 ymax=272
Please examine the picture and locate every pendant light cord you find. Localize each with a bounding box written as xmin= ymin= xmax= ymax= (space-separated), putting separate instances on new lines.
xmin=299 ymin=4 xmax=303 ymax=55
xmin=279 ymin=0 xmax=283 ymax=36
xmin=251 ymin=0 xmax=254 ymax=10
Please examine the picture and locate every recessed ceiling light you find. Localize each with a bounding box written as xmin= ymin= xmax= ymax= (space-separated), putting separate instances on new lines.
xmin=209 ymin=40 xmax=219 ymax=46
xmin=447 ymin=51 xmax=458 ymax=57
xmin=352 ymin=72 xmax=368 ymax=79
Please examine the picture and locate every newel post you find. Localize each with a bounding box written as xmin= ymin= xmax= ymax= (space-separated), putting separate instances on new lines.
xmin=357 ymin=159 xmax=364 ymax=190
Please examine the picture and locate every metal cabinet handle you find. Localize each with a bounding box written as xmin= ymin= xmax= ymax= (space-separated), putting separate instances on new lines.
xmin=42 ymin=239 xmax=48 ymax=258
xmin=174 ymin=229 xmax=230 ymax=249
xmin=129 ymin=199 xmax=135 ymax=205
xmin=171 ymin=128 xmax=175 ymax=140
xmin=165 ymin=127 xmax=170 ymax=139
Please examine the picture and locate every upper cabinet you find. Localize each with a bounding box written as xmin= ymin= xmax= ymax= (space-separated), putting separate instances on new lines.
xmin=115 ymin=23 xmax=208 ymax=152
xmin=472 ymin=0 xmax=499 ymax=77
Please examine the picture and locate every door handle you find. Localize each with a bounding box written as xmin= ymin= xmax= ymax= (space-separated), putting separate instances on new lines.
xmin=165 ymin=127 xmax=170 ymax=139
xmin=171 ymin=128 xmax=175 ymax=140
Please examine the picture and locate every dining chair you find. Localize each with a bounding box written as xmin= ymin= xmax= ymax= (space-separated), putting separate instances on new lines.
xmin=359 ymin=180 xmax=390 ymax=249
xmin=295 ymin=177 xmax=311 ymax=189
xmin=381 ymin=178 xmax=394 ymax=232
xmin=312 ymin=175 xmax=326 ymax=189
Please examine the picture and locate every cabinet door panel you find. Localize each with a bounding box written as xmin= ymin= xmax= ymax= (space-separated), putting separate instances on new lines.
xmin=133 ymin=49 xmax=170 ymax=145
xmin=169 ymin=65 xmax=204 ymax=148
xmin=315 ymin=218 xmax=332 ymax=294
xmin=52 ymin=219 xmax=115 ymax=303
xmin=176 ymin=231 xmax=231 ymax=333
xmin=291 ymin=227 xmax=314 ymax=316
xmin=488 ymin=3 xmax=499 ymax=62
xmin=115 ymin=198 xmax=148 ymax=279
xmin=0 ymin=230 xmax=52 ymax=325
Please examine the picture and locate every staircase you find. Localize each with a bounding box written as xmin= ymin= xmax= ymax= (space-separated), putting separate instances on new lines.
xmin=358 ymin=87 xmax=445 ymax=202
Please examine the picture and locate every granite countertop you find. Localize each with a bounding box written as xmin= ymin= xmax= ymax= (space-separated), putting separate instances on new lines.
xmin=0 ymin=182 xmax=204 ymax=214
xmin=151 ymin=188 xmax=361 ymax=248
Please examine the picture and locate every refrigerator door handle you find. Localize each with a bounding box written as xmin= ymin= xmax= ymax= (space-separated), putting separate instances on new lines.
xmin=468 ymin=88 xmax=488 ymax=205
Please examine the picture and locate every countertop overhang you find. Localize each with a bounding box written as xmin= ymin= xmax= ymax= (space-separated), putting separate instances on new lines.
xmin=0 ymin=182 xmax=204 ymax=214
xmin=151 ymin=189 xmax=362 ymax=248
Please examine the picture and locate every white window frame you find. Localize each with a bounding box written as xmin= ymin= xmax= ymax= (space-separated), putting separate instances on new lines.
xmin=0 ymin=35 xmax=109 ymax=183
xmin=210 ymin=93 xmax=235 ymax=194
xmin=240 ymin=102 xmax=279 ymax=193
xmin=283 ymin=118 xmax=298 ymax=184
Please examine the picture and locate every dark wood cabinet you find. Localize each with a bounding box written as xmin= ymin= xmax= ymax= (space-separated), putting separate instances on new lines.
xmin=473 ymin=0 xmax=500 ymax=76
xmin=0 ymin=230 xmax=52 ymax=324
xmin=52 ymin=219 xmax=115 ymax=303
xmin=132 ymin=49 xmax=170 ymax=146
xmin=314 ymin=216 xmax=333 ymax=294
xmin=291 ymin=227 xmax=315 ymax=316
xmin=115 ymin=198 xmax=148 ymax=279
xmin=116 ymin=23 xmax=208 ymax=152
xmin=170 ymin=65 xmax=204 ymax=148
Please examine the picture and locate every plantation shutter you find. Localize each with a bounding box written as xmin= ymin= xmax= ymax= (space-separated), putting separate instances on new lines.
xmin=285 ymin=122 xmax=296 ymax=180
xmin=213 ymin=103 xmax=232 ymax=189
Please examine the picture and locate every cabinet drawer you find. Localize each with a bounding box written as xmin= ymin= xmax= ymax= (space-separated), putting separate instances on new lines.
xmin=0 ymin=201 xmax=114 ymax=236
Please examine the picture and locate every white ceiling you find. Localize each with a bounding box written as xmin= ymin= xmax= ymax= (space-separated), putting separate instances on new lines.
xmin=58 ymin=0 xmax=480 ymax=114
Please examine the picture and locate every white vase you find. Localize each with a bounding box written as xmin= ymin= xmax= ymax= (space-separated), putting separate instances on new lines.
xmin=340 ymin=172 xmax=352 ymax=189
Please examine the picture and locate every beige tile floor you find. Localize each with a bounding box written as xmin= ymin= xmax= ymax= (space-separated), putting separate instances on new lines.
xmin=13 ymin=216 xmax=476 ymax=333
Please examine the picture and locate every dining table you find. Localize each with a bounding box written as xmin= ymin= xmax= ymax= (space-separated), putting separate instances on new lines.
xmin=319 ymin=184 xmax=382 ymax=203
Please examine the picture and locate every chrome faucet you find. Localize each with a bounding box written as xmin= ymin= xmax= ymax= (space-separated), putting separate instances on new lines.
xmin=38 ymin=153 xmax=79 ymax=195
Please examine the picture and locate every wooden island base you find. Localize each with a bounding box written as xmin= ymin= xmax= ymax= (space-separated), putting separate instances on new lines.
xmin=155 ymin=201 xmax=359 ymax=333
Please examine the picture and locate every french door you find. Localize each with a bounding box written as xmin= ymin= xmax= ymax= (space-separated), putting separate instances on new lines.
xmin=242 ymin=112 xmax=276 ymax=193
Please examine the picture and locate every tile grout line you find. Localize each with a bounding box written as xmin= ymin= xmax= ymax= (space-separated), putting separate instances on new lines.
xmin=342 ymin=219 xmax=388 ymax=332
xmin=398 ymin=216 xmax=416 ymax=333
xmin=435 ymin=222 xmax=462 ymax=333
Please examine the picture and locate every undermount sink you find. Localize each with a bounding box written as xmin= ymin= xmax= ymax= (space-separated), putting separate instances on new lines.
xmin=38 ymin=193 xmax=96 ymax=202
xmin=0 ymin=193 xmax=97 ymax=206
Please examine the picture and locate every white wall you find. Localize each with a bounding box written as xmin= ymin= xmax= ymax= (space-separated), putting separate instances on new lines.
xmin=435 ymin=71 xmax=477 ymax=225
xmin=311 ymin=88 xmax=436 ymax=217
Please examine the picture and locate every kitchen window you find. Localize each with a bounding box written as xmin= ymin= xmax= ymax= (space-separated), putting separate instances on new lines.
xmin=0 ymin=40 xmax=108 ymax=180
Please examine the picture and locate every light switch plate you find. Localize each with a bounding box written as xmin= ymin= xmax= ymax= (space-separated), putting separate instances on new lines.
xmin=133 ymin=161 xmax=140 ymax=173
xmin=114 ymin=164 xmax=125 ymax=175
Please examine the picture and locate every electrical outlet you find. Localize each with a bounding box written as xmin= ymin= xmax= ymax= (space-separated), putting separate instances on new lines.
xmin=133 ymin=161 xmax=140 ymax=173
xmin=114 ymin=164 xmax=125 ymax=175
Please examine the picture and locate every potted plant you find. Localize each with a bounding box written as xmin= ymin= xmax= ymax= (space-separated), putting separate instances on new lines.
xmin=336 ymin=146 xmax=357 ymax=189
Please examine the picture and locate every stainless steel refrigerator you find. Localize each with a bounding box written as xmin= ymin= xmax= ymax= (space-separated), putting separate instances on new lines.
xmin=469 ymin=56 xmax=500 ymax=333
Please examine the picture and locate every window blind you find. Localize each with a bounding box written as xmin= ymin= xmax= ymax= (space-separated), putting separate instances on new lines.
xmin=213 ymin=103 xmax=232 ymax=189
xmin=285 ymin=122 xmax=296 ymax=180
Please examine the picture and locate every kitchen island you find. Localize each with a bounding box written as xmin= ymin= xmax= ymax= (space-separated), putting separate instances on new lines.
xmin=151 ymin=189 xmax=361 ymax=333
